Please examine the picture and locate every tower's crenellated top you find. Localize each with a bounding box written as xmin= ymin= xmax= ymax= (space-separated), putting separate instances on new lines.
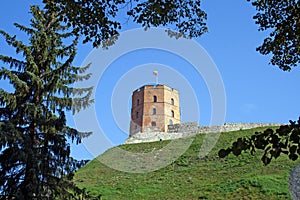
xmin=129 ymin=84 xmax=180 ymax=136
xmin=133 ymin=84 xmax=179 ymax=94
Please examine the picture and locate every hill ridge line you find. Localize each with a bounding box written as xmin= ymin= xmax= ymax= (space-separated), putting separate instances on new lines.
xmin=125 ymin=122 xmax=283 ymax=144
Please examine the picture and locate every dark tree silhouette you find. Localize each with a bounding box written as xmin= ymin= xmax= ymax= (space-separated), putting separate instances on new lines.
xmin=42 ymin=0 xmax=208 ymax=47
xmin=0 ymin=6 xmax=94 ymax=199
xmin=40 ymin=0 xmax=300 ymax=70
xmin=249 ymin=0 xmax=300 ymax=71
xmin=219 ymin=118 xmax=300 ymax=165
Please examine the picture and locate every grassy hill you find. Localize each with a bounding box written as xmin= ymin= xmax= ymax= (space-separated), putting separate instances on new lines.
xmin=74 ymin=127 xmax=300 ymax=199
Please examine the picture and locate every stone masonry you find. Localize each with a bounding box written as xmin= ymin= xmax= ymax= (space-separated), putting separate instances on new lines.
xmin=289 ymin=163 xmax=300 ymax=200
xmin=125 ymin=122 xmax=283 ymax=144
xmin=129 ymin=84 xmax=180 ymax=136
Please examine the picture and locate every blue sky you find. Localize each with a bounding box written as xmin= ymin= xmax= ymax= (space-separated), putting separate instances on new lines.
xmin=1 ymin=1 xmax=300 ymax=160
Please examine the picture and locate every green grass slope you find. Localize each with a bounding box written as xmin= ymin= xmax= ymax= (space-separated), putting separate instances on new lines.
xmin=74 ymin=127 xmax=300 ymax=200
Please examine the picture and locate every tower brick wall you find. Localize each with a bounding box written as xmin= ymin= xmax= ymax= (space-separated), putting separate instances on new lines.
xmin=129 ymin=84 xmax=180 ymax=136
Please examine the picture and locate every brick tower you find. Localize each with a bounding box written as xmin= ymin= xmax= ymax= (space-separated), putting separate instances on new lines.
xmin=129 ymin=84 xmax=180 ymax=136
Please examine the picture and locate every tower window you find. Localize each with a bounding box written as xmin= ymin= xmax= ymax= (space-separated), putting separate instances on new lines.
xmin=171 ymin=110 xmax=174 ymax=118
xmin=153 ymin=95 xmax=157 ymax=102
xmin=136 ymin=112 xmax=139 ymax=119
xmin=169 ymin=119 xmax=173 ymax=125
xmin=151 ymin=121 xmax=156 ymax=126
xmin=170 ymin=98 xmax=174 ymax=105
xmin=137 ymin=99 xmax=140 ymax=106
xmin=153 ymin=108 xmax=156 ymax=115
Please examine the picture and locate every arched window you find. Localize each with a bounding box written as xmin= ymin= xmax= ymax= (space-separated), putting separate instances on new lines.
xmin=169 ymin=119 xmax=173 ymax=125
xmin=151 ymin=121 xmax=156 ymax=127
xmin=153 ymin=108 xmax=156 ymax=115
xmin=170 ymin=98 xmax=174 ymax=105
xmin=137 ymin=99 xmax=140 ymax=106
xmin=153 ymin=95 xmax=157 ymax=102
xmin=171 ymin=110 xmax=174 ymax=118
xmin=136 ymin=112 xmax=139 ymax=119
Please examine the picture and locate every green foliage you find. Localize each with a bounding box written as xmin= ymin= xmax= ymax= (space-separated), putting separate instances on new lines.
xmin=74 ymin=127 xmax=298 ymax=199
xmin=248 ymin=0 xmax=300 ymax=71
xmin=219 ymin=118 xmax=300 ymax=165
xmin=0 ymin=6 xmax=94 ymax=199
xmin=127 ymin=0 xmax=207 ymax=37
xmin=42 ymin=0 xmax=208 ymax=47
xmin=42 ymin=0 xmax=299 ymax=70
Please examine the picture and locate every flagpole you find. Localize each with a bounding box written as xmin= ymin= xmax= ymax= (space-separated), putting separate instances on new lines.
xmin=153 ymin=70 xmax=158 ymax=85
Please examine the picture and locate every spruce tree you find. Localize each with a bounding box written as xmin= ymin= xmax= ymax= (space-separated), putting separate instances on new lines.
xmin=0 ymin=6 xmax=93 ymax=199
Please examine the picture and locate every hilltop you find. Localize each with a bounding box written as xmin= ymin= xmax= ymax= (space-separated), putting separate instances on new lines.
xmin=74 ymin=127 xmax=299 ymax=199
